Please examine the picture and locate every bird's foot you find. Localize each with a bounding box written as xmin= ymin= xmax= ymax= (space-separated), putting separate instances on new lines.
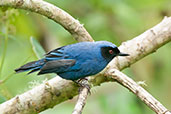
xmin=74 ymin=78 xmax=91 ymax=95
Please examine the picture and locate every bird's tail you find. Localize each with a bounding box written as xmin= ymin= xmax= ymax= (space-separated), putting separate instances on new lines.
xmin=15 ymin=59 xmax=45 ymax=74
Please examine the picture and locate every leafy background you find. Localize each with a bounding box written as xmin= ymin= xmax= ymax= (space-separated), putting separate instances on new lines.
xmin=0 ymin=0 xmax=170 ymax=114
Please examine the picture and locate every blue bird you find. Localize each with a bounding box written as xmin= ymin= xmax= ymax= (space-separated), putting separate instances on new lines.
xmin=15 ymin=41 xmax=129 ymax=81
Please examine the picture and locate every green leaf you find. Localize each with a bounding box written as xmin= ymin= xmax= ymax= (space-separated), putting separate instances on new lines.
xmin=30 ymin=37 xmax=45 ymax=59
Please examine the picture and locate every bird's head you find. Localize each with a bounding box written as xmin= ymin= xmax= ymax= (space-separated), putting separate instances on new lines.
xmin=97 ymin=41 xmax=129 ymax=62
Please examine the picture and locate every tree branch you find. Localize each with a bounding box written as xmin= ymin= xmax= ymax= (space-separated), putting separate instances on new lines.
xmin=0 ymin=0 xmax=171 ymax=114
xmin=0 ymin=0 xmax=94 ymax=42
xmin=107 ymin=69 xmax=171 ymax=114
xmin=0 ymin=16 xmax=169 ymax=114
xmin=72 ymin=85 xmax=89 ymax=114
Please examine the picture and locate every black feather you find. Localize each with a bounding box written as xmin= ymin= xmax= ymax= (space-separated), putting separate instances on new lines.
xmin=27 ymin=68 xmax=40 ymax=74
xmin=15 ymin=61 xmax=38 ymax=73
xmin=38 ymin=59 xmax=76 ymax=75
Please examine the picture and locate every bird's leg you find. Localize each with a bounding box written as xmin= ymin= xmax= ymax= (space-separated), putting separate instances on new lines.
xmin=74 ymin=78 xmax=91 ymax=94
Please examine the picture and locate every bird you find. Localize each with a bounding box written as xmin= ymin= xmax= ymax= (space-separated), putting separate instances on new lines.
xmin=15 ymin=41 xmax=129 ymax=81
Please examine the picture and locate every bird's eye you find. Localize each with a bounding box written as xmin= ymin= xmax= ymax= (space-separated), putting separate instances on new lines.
xmin=109 ymin=50 xmax=113 ymax=54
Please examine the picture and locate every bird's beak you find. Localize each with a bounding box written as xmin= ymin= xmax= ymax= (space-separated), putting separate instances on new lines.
xmin=118 ymin=52 xmax=129 ymax=56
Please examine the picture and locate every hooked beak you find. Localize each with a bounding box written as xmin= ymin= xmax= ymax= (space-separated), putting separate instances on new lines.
xmin=118 ymin=52 xmax=129 ymax=56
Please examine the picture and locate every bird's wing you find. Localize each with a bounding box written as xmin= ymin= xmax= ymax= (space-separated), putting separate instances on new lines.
xmin=39 ymin=46 xmax=79 ymax=75
xmin=45 ymin=46 xmax=68 ymax=60
xmin=38 ymin=59 xmax=76 ymax=75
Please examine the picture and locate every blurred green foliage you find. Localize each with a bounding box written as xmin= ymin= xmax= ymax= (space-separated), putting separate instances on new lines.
xmin=30 ymin=37 xmax=46 ymax=59
xmin=0 ymin=0 xmax=171 ymax=114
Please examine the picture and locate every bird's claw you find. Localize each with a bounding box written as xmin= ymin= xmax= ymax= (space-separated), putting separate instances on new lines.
xmin=79 ymin=83 xmax=91 ymax=95
xmin=74 ymin=78 xmax=91 ymax=95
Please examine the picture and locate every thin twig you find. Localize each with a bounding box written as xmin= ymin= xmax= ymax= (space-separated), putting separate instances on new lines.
xmin=72 ymin=78 xmax=90 ymax=114
xmin=72 ymin=87 xmax=89 ymax=114
xmin=107 ymin=69 xmax=171 ymax=114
